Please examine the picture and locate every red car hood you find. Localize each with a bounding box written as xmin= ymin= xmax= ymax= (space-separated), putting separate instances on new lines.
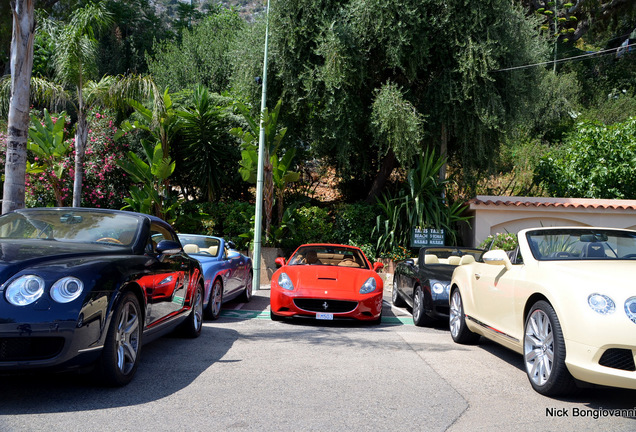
xmin=283 ymin=265 xmax=377 ymax=294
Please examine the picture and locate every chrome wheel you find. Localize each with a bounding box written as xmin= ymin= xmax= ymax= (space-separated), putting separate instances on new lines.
xmin=391 ymin=279 xmax=406 ymax=307
xmin=524 ymin=309 xmax=554 ymax=386
xmin=449 ymin=290 xmax=462 ymax=338
xmin=523 ymin=301 xmax=577 ymax=396
xmin=182 ymin=284 xmax=204 ymax=338
xmin=449 ymin=289 xmax=479 ymax=344
xmin=210 ymin=279 xmax=223 ymax=319
xmin=412 ymin=285 xmax=434 ymax=327
xmin=413 ymin=287 xmax=423 ymax=322
xmin=193 ymin=285 xmax=203 ymax=330
xmin=115 ymin=300 xmax=140 ymax=375
xmin=239 ymin=271 xmax=253 ymax=303
xmin=99 ymin=292 xmax=142 ymax=386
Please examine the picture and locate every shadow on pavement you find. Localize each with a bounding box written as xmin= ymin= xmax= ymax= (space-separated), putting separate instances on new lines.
xmin=0 ymin=326 xmax=239 ymax=414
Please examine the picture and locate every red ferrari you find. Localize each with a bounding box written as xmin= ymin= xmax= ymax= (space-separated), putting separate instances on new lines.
xmin=270 ymin=244 xmax=385 ymax=323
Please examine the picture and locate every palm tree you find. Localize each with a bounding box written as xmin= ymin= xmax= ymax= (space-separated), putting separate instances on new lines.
xmin=232 ymin=100 xmax=299 ymax=243
xmin=1 ymin=4 xmax=159 ymax=209
xmin=52 ymin=2 xmax=113 ymax=207
xmin=2 ymin=0 xmax=35 ymax=214
xmin=177 ymin=85 xmax=238 ymax=201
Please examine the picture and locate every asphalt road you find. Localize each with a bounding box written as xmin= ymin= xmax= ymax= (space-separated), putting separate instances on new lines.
xmin=0 ymin=287 xmax=634 ymax=432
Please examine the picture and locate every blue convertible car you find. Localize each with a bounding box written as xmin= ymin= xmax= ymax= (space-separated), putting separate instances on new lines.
xmin=177 ymin=234 xmax=253 ymax=319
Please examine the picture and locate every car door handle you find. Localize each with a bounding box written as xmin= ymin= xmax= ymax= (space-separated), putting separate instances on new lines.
xmin=475 ymin=273 xmax=481 ymax=280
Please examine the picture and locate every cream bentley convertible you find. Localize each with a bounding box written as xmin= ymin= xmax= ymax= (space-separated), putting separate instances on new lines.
xmin=450 ymin=227 xmax=636 ymax=396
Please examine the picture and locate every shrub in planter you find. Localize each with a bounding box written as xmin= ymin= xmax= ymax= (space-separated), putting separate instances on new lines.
xmin=479 ymin=232 xmax=519 ymax=251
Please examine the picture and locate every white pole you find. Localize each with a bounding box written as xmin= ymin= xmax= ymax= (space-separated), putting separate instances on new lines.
xmin=252 ymin=0 xmax=271 ymax=292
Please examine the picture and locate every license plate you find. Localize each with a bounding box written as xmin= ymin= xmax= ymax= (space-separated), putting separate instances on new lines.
xmin=316 ymin=312 xmax=333 ymax=320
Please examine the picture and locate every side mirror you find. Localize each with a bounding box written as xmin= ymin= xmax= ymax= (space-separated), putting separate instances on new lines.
xmin=373 ymin=262 xmax=384 ymax=272
xmin=227 ymin=240 xmax=237 ymax=249
xmin=275 ymin=257 xmax=286 ymax=267
xmin=156 ymin=240 xmax=182 ymax=255
xmin=482 ymin=249 xmax=512 ymax=270
xmin=405 ymin=258 xmax=415 ymax=266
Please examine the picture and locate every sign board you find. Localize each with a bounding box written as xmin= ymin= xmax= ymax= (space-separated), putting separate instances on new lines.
xmin=411 ymin=227 xmax=445 ymax=247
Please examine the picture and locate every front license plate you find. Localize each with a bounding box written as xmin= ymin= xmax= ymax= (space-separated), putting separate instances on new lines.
xmin=316 ymin=312 xmax=333 ymax=320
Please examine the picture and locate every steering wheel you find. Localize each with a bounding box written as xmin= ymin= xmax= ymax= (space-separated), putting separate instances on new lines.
xmin=621 ymin=254 xmax=636 ymax=259
xmin=96 ymin=237 xmax=123 ymax=245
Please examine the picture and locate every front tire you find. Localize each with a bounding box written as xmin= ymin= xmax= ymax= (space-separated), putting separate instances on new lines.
xmin=524 ymin=301 xmax=577 ymax=396
xmin=391 ymin=279 xmax=406 ymax=307
xmin=98 ymin=291 xmax=142 ymax=387
xmin=412 ymin=286 xmax=435 ymax=327
xmin=449 ymin=288 xmax=480 ymax=344
xmin=238 ymin=270 xmax=253 ymax=303
xmin=181 ymin=284 xmax=204 ymax=338
xmin=205 ymin=278 xmax=223 ymax=320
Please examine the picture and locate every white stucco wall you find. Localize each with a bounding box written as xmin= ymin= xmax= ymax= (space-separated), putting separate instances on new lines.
xmin=468 ymin=196 xmax=636 ymax=247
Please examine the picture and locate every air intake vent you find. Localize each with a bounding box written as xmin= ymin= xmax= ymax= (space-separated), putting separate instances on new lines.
xmin=599 ymin=348 xmax=636 ymax=371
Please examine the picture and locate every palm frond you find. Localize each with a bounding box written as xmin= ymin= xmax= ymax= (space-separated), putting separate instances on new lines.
xmin=30 ymin=77 xmax=72 ymax=111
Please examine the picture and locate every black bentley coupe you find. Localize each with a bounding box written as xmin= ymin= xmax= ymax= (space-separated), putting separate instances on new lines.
xmin=392 ymin=247 xmax=483 ymax=327
xmin=0 ymin=207 xmax=204 ymax=386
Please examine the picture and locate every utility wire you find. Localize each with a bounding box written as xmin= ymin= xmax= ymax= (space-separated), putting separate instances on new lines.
xmin=494 ymin=42 xmax=636 ymax=72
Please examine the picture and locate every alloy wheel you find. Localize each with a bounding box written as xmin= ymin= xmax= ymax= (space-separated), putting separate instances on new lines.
xmin=115 ymin=301 xmax=140 ymax=375
xmin=524 ymin=309 xmax=554 ymax=387
xmin=449 ymin=290 xmax=462 ymax=338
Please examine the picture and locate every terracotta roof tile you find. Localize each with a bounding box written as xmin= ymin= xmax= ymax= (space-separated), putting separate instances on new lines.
xmin=468 ymin=196 xmax=636 ymax=211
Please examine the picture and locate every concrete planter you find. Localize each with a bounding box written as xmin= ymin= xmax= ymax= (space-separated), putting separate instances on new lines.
xmin=249 ymin=247 xmax=285 ymax=285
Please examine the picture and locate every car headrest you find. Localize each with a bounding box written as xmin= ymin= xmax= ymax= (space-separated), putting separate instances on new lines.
xmin=183 ymin=244 xmax=199 ymax=254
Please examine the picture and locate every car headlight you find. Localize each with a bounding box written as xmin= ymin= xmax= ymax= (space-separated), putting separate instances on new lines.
xmin=432 ymin=282 xmax=446 ymax=295
xmin=5 ymin=275 xmax=45 ymax=306
xmin=278 ymin=272 xmax=294 ymax=291
xmin=51 ymin=277 xmax=84 ymax=303
xmin=360 ymin=277 xmax=376 ymax=294
xmin=588 ymin=293 xmax=615 ymax=315
xmin=625 ymin=297 xmax=636 ymax=324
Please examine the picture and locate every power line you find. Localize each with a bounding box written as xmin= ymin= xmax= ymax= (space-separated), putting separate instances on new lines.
xmin=494 ymin=42 xmax=636 ymax=73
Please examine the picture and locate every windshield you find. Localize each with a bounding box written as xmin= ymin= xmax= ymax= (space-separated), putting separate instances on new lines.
xmin=288 ymin=245 xmax=369 ymax=269
xmin=178 ymin=235 xmax=221 ymax=256
xmin=0 ymin=210 xmax=141 ymax=247
xmin=526 ymin=229 xmax=636 ymax=260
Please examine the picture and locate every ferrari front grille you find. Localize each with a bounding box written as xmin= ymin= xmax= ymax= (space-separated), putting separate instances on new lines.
xmin=0 ymin=337 xmax=65 ymax=362
xmin=294 ymin=298 xmax=357 ymax=313
xmin=598 ymin=348 xmax=636 ymax=371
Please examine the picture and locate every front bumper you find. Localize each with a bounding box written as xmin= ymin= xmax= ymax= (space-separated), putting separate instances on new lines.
xmin=566 ymin=339 xmax=636 ymax=390
xmin=271 ymin=288 xmax=383 ymax=321
xmin=428 ymin=290 xmax=450 ymax=319
xmin=0 ymin=303 xmax=105 ymax=371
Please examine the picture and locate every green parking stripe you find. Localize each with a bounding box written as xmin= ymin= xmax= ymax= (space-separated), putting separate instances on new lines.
xmin=219 ymin=309 xmax=414 ymax=325
xmin=382 ymin=316 xmax=414 ymax=325
xmin=220 ymin=310 xmax=270 ymax=319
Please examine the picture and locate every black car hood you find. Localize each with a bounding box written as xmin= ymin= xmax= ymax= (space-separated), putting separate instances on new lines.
xmin=0 ymin=240 xmax=131 ymax=283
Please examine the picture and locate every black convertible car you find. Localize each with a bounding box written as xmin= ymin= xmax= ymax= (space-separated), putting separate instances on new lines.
xmin=392 ymin=247 xmax=483 ymax=326
xmin=0 ymin=207 xmax=204 ymax=386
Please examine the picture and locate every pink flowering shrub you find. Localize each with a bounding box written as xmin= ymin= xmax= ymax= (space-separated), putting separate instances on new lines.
xmin=24 ymin=109 xmax=134 ymax=209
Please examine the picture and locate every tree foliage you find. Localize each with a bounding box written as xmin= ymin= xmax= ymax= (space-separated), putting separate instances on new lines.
xmin=535 ymin=117 xmax=636 ymax=198
xmin=174 ymin=85 xmax=244 ymax=201
xmin=147 ymin=8 xmax=245 ymax=93
xmin=374 ymin=149 xmax=471 ymax=254
xmin=237 ymin=0 xmax=550 ymax=200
